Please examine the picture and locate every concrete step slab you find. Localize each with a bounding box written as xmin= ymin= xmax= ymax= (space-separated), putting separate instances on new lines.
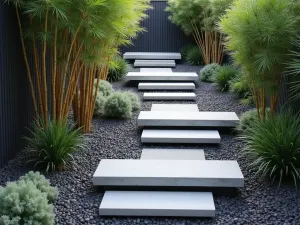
xmin=123 ymin=52 xmax=181 ymax=60
xmin=138 ymin=111 xmax=239 ymax=127
xmin=125 ymin=72 xmax=198 ymax=81
xmin=141 ymin=148 xmax=205 ymax=160
xmin=134 ymin=60 xmax=176 ymax=68
xmin=139 ymin=82 xmax=195 ymax=90
xmin=99 ymin=191 xmax=215 ymax=217
xmin=92 ymin=159 xmax=244 ymax=188
xmin=151 ymin=104 xmax=199 ymax=112
xmin=143 ymin=92 xmax=196 ymax=101
xmin=140 ymin=68 xmax=173 ymax=72
xmin=141 ymin=129 xmax=220 ymax=144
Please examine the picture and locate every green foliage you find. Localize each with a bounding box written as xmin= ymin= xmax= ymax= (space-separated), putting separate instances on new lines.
xmin=214 ymin=64 xmax=239 ymax=91
xmin=94 ymin=80 xmax=113 ymax=97
xmin=241 ymin=111 xmax=300 ymax=187
xmin=94 ymin=92 xmax=107 ymax=116
xmin=200 ymin=63 xmax=221 ymax=82
xmin=229 ymin=71 xmax=253 ymax=105
xmin=107 ymin=56 xmax=128 ymax=82
xmin=25 ymin=120 xmax=85 ymax=172
xmin=238 ymin=109 xmax=269 ymax=132
xmin=219 ymin=0 xmax=300 ymax=96
xmin=123 ymin=91 xmax=141 ymax=112
xmin=186 ymin=46 xmax=203 ymax=65
xmin=19 ymin=171 xmax=58 ymax=203
xmin=181 ymin=44 xmax=195 ymax=61
xmin=0 ymin=181 xmax=55 ymax=225
xmin=104 ymin=92 xmax=133 ymax=119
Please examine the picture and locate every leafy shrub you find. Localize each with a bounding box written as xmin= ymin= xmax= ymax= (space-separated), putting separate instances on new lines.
xmin=186 ymin=46 xmax=203 ymax=65
xmin=229 ymin=72 xmax=250 ymax=97
xmin=181 ymin=44 xmax=195 ymax=61
xmin=94 ymin=80 xmax=113 ymax=97
xmin=94 ymin=92 xmax=107 ymax=116
xmin=107 ymin=56 xmax=128 ymax=82
xmin=214 ymin=64 xmax=239 ymax=91
xmin=19 ymin=171 xmax=58 ymax=203
xmin=241 ymin=111 xmax=300 ymax=187
xmin=0 ymin=181 xmax=55 ymax=225
xmin=200 ymin=63 xmax=221 ymax=82
xmin=237 ymin=109 xmax=270 ymax=131
xmin=104 ymin=92 xmax=132 ymax=119
xmin=25 ymin=120 xmax=85 ymax=172
xmin=123 ymin=91 xmax=141 ymax=112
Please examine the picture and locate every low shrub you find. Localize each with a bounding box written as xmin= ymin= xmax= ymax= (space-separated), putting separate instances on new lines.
xmin=214 ymin=65 xmax=239 ymax=91
xmin=200 ymin=63 xmax=221 ymax=82
xmin=0 ymin=181 xmax=55 ymax=225
xmin=19 ymin=171 xmax=58 ymax=203
xmin=107 ymin=56 xmax=128 ymax=82
xmin=241 ymin=111 xmax=300 ymax=187
xmin=180 ymin=44 xmax=195 ymax=61
xmin=25 ymin=120 xmax=85 ymax=172
xmin=104 ymin=92 xmax=132 ymax=119
xmin=237 ymin=108 xmax=270 ymax=131
xmin=123 ymin=91 xmax=141 ymax=111
xmin=94 ymin=80 xmax=113 ymax=97
xmin=94 ymin=92 xmax=107 ymax=116
xmin=186 ymin=46 xmax=203 ymax=65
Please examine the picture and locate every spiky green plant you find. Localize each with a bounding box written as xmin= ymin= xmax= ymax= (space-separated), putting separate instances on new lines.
xmin=214 ymin=64 xmax=239 ymax=91
xmin=240 ymin=111 xmax=300 ymax=187
xmin=25 ymin=120 xmax=85 ymax=172
xmin=186 ymin=46 xmax=203 ymax=65
xmin=107 ymin=56 xmax=128 ymax=82
xmin=180 ymin=44 xmax=196 ymax=62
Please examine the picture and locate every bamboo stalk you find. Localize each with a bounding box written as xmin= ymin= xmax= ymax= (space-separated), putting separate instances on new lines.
xmin=15 ymin=6 xmax=39 ymax=121
xmin=42 ymin=8 xmax=49 ymax=123
xmin=52 ymin=26 xmax=58 ymax=119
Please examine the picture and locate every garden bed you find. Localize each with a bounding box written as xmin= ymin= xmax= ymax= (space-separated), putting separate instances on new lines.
xmin=0 ymin=64 xmax=299 ymax=225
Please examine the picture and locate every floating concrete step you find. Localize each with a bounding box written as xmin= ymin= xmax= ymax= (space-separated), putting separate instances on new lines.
xmin=138 ymin=111 xmax=239 ymax=127
xmin=125 ymin=72 xmax=198 ymax=81
xmin=123 ymin=52 xmax=181 ymax=60
xmin=134 ymin=60 xmax=176 ymax=68
xmin=140 ymin=68 xmax=173 ymax=72
xmin=141 ymin=130 xmax=220 ymax=144
xmin=143 ymin=92 xmax=196 ymax=101
xmin=99 ymin=191 xmax=215 ymax=217
xmin=141 ymin=148 xmax=205 ymax=160
xmin=151 ymin=104 xmax=199 ymax=112
xmin=139 ymin=82 xmax=195 ymax=90
xmin=92 ymin=159 xmax=244 ymax=188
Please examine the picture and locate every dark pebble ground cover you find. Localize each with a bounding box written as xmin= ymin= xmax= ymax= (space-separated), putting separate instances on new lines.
xmin=1 ymin=64 xmax=300 ymax=225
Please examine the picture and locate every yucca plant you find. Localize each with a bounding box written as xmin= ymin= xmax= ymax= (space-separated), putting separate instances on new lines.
xmin=25 ymin=119 xmax=85 ymax=172
xmin=214 ymin=64 xmax=239 ymax=91
xmin=240 ymin=111 xmax=300 ymax=187
xmin=219 ymin=0 xmax=300 ymax=119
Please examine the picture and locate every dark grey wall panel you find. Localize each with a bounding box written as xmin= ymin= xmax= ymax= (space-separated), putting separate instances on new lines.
xmin=121 ymin=1 xmax=193 ymax=53
xmin=0 ymin=3 xmax=33 ymax=168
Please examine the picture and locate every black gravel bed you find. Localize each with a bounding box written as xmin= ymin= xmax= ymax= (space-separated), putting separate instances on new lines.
xmin=1 ymin=64 xmax=300 ymax=225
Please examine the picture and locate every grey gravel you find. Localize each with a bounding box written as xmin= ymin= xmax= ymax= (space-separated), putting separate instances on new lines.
xmin=1 ymin=64 xmax=300 ymax=225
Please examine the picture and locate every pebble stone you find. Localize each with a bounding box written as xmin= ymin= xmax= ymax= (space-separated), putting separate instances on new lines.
xmin=0 ymin=64 xmax=300 ymax=225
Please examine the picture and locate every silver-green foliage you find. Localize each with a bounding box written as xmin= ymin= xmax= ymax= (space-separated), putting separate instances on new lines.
xmin=94 ymin=80 xmax=113 ymax=97
xmin=123 ymin=91 xmax=141 ymax=112
xmin=0 ymin=181 xmax=55 ymax=225
xmin=94 ymin=92 xmax=107 ymax=116
xmin=200 ymin=63 xmax=221 ymax=82
xmin=237 ymin=109 xmax=269 ymax=131
xmin=107 ymin=56 xmax=128 ymax=82
xmin=104 ymin=92 xmax=132 ymax=119
xmin=19 ymin=171 xmax=58 ymax=203
xmin=25 ymin=120 xmax=85 ymax=172
xmin=241 ymin=111 xmax=300 ymax=187
xmin=186 ymin=46 xmax=203 ymax=66
xmin=214 ymin=64 xmax=239 ymax=91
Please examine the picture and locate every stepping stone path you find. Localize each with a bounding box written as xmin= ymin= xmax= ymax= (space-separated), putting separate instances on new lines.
xmin=93 ymin=52 xmax=243 ymax=218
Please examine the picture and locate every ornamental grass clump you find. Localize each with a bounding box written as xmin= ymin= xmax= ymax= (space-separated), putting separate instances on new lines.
xmin=104 ymin=92 xmax=133 ymax=119
xmin=107 ymin=56 xmax=128 ymax=82
xmin=214 ymin=64 xmax=239 ymax=91
xmin=181 ymin=44 xmax=195 ymax=62
xmin=240 ymin=111 xmax=300 ymax=187
xmin=0 ymin=180 xmax=55 ymax=225
xmin=186 ymin=46 xmax=203 ymax=65
xmin=200 ymin=63 xmax=221 ymax=82
xmin=25 ymin=120 xmax=85 ymax=173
